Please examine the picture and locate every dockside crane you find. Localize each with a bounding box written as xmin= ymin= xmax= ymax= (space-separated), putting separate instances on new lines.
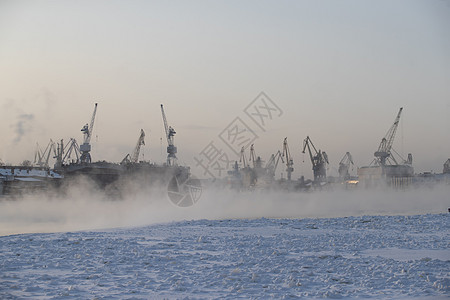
xmin=444 ymin=159 xmax=450 ymax=174
xmin=34 ymin=143 xmax=43 ymax=166
xmin=249 ymin=144 xmax=263 ymax=169
xmin=338 ymin=152 xmax=354 ymax=180
xmin=249 ymin=144 xmax=256 ymax=168
xmin=63 ymin=138 xmax=81 ymax=165
xmin=80 ymin=103 xmax=98 ymax=164
xmin=161 ymin=104 xmax=177 ymax=166
xmin=302 ymin=136 xmax=329 ymax=182
xmin=282 ymin=137 xmax=294 ymax=181
xmin=239 ymin=146 xmax=247 ymax=168
xmin=34 ymin=140 xmax=57 ymax=168
xmin=373 ymin=107 xmax=404 ymax=166
xmin=122 ymin=129 xmax=146 ymax=164
xmin=265 ymin=150 xmax=284 ymax=179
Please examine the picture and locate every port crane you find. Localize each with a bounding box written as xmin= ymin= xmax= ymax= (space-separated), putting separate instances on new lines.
xmin=80 ymin=103 xmax=98 ymax=164
xmin=265 ymin=150 xmax=284 ymax=179
xmin=282 ymin=137 xmax=294 ymax=181
xmin=249 ymin=144 xmax=263 ymax=169
xmin=63 ymin=138 xmax=81 ymax=165
xmin=122 ymin=129 xmax=146 ymax=164
xmin=249 ymin=144 xmax=256 ymax=168
xmin=161 ymin=104 xmax=177 ymax=166
xmin=54 ymin=138 xmax=81 ymax=169
xmin=444 ymin=159 xmax=450 ymax=174
xmin=373 ymin=107 xmax=403 ymax=166
xmin=34 ymin=140 xmax=57 ymax=168
xmin=239 ymin=146 xmax=247 ymax=168
xmin=302 ymin=136 xmax=329 ymax=182
xmin=338 ymin=152 xmax=354 ymax=180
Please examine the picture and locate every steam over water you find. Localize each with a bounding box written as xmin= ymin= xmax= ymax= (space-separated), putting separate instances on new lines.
xmin=1 ymin=183 xmax=449 ymax=236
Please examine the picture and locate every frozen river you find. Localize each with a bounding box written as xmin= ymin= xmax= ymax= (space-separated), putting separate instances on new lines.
xmin=1 ymin=213 xmax=449 ymax=299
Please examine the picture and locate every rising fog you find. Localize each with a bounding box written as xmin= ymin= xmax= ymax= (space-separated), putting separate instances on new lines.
xmin=1 ymin=179 xmax=448 ymax=236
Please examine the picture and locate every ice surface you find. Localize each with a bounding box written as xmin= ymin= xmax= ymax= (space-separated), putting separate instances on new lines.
xmin=0 ymin=213 xmax=449 ymax=299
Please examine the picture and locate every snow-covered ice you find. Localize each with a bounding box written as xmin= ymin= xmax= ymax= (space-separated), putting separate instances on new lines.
xmin=1 ymin=213 xmax=449 ymax=299
xmin=1 ymin=185 xmax=450 ymax=298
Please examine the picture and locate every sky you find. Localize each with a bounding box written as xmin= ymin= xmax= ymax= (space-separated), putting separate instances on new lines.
xmin=0 ymin=0 xmax=449 ymax=179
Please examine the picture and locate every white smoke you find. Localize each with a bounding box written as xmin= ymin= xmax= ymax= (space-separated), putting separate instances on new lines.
xmin=12 ymin=114 xmax=35 ymax=144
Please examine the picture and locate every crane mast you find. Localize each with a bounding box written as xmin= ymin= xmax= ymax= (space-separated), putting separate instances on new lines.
xmin=160 ymin=104 xmax=177 ymax=166
xmin=302 ymin=136 xmax=328 ymax=182
xmin=374 ymin=107 xmax=402 ymax=166
xmin=80 ymin=103 xmax=98 ymax=163
xmin=282 ymin=137 xmax=294 ymax=181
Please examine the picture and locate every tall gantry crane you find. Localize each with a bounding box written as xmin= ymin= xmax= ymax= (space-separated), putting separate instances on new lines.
xmin=249 ymin=144 xmax=263 ymax=169
xmin=161 ymin=104 xmax=177 ymax=166
xmin=338 ymin=152 xmax=354 ymax=180
xmin=444 ymin=159 xmax=450 ymax=174
xmin=282 ymin=137 xmax=294 ymax=181
xmin=302 ymin=136 xmax=329 ymax=182
xmin=80 ymin=103 xmax=98 ymax=164
xmin=34 ymin=140 xmax=56 ymax=168
xmin=374 ymin=107 xmax=403 ymax=166
xmin=239 ymin=146 xmax=247 ymax=168
xmin=265 ymin=150 xmax=284 ymax=179
xmin=122 ymin=129 xmax=146 ymax=164
xmin=249 ymin=144 xmax=256 ymax=168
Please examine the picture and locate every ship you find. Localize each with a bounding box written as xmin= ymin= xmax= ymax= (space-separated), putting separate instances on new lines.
xmin=0 ymin=165 xmax=63 ymax=197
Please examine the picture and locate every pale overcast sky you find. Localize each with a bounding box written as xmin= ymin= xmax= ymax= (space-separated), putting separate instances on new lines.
xmin=0 ymin=0 xmax=449 ymax=179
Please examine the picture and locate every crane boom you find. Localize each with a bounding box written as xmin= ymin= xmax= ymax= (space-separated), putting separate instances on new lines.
xmin=161 ymin=104 xmax=170 ymax=143
xmin=43 ymin=140 xmax=56 ymax=168
xmin=121 ymin=129 xmax=146 ymax=164
xmin=374 ymin=107 xmax=403 ymax=166
xmin=131 ymin=129 xmax=145 ymax=163
xmin=82 ymin=103 xmax=98 ymax=144
xmin=63 ymin=138 xmax=81 ymax=164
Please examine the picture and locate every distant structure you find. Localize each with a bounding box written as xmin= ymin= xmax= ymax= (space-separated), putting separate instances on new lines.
xmin=33 ymin=140 xmax=56 ymax=168
xmin=265 ymin=150 xmax=283 ymax=181
xmin=161 ymin=104 xmax=177 ymax=166
xmin=121 ymin=129 xmax=145 ymax=164
xmin=282 ymin=138 xmax=294 ymax=181
xmin=302 ymin=136 xmax=328 ymax=184
xmin=444 ymin=159 xmax=450 ymax=174
xmin=80 ymin=103 xmax=98 ymax=164
xmin=358 ymin=107 xmax=414 ymax=188
xmin=338 ymin=152 xmax=354 ymax=181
